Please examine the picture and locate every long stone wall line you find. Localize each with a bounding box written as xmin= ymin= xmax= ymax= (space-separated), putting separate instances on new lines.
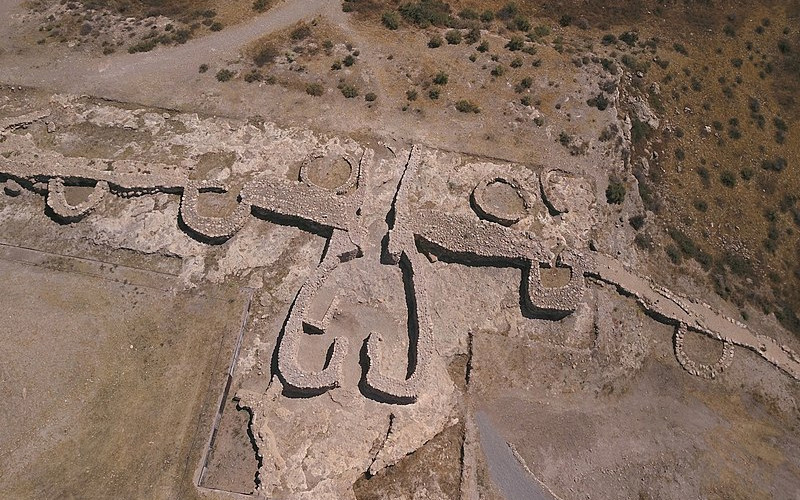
xmin=0 ymin=109 xmax=51 ymax=136
xmin=588 ymin=253 xmax=800 ymax=380
xmin=364 ymin=233 xmax=435 ymax=404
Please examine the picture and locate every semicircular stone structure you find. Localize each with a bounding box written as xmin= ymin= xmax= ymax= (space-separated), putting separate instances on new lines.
xmin=674 ymin=323 xmax=735 ymax=379
xmin=179 ymin=180 xmax=251 ymax=242
xmin=46 ymin=177 xmax=109 ymax=222
xmin=524 ymin=250 xmax=587 ymax=319
xmin=471 ymin=175 xmax=532 ymax=226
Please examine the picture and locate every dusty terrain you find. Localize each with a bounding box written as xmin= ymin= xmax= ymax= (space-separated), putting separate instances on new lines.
xmin=0 ymin=1 xmax=798 ymax=499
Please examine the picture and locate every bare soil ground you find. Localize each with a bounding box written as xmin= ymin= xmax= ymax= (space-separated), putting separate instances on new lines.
xmin=0 ymin=199 xmax=247 ymax=499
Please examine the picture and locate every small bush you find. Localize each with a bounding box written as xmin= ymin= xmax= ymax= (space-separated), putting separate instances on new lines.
xmin=382 ymin=11 xmax=400 ymax=30
xmin=306 ymin=83 xmax=324 ymax=96
xmin=343 ymin=54 xmax=356 ymax=66
xmin=606 ymin=180 xmax=626 ymax=204
xmin=558 ymin=14 xmax=572 ymax=27
xmin=720 ymin=170 xmax=737 ymax=187
xmin=407 ymin=89 xmax=418 ymax=101
xmin=629 ymin=214 xmax=646 ymax=230
xmin=455 ymin=100 xmax=480 ymax=113
xmin=254 ymin=45 xmax=278 ymax=66
xmin=428 ymin=87 xmax=440 ymax=99
xmin=723 ymin=25 xmax=736 ymax=37
xmin=253 ymin=0 xmax=269 ymax=12
xmin=398 ymin=0 xmax=452 ymax=28
xmin=480 ymin=10 xmax=495 ymax=22
xmin=465 ymin=27 xmax=481 ymax=44
xmin=477 ymin=40 xmax=489 ymax=52
xmin=673 ymin=43 xmax=688 ymax=55
xmin=198 ymin=63 xmax=209 ymax=73
xmin=693 ymin=199 xmax=708 ymax=212
xmin=433 ymin=71 xmax=449 ymax=85
xmin=514 ymin=16 xmax=531 ymax=31
xmin=506 ymin=35 xmax=525 ymax=51
xmin=341 ymin=84 xmax=358 ymax=98
xmin=491 ymin=65 xmax=505 ymax=77
xmin=587 ymin=93 xmax=609 ymax=111
xmin=210 ymin=22 xmax=224 ymax=32
xmin=510 ymin=57 xmax=523 ymax=68
xmin=520 ymin=95 xmax=532 ymax=106
xmin=428 ymin=35 xmax=443 ymax=48
xmin=445 ymin=29 xmax=462 ymax=44
xmin=244 ymin=70 xmax=262 ymax=83
xmin=602 ymin=34 xmax=617 ymax=45
xmin=215 ymin=69 xmax=234 ymax=82
xmin=331 ymin=60 xmax=342 ymax=70
xmin=459 ymin=8 xmax=479 ymax=20
xmin=619 ymin=31 xmax=638 ymax=46
xmin=740 ymin=167 xmax=754 ymax=180
xmin=365 ymin=92 xmax=377 ymax=102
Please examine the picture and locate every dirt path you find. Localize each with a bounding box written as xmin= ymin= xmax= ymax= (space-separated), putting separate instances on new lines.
xmin=475 ymin=411 xmax=559 ymax=500
xmin=0 ymin=0 xmax=327 ymax=95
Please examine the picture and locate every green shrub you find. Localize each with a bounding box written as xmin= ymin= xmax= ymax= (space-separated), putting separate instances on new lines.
xmin=629 ymin=214 xmax=646 ymax=230
xmin=740 ymin=167 xmax=754 ymax=180
xmin=497 ymin=2 xmax=518 ymax=20
xmin=331 ymin=60 xmax=342 ymax=70
xmin=491 ymin=65 xmax=505 ymax=77
xmin=619 ymin=31 xmax=638 ymax=46
xmin=720 ymin=170 xmax=737 ymax=187
xmin=428 ymin=35 xmax=443 ymax=48
xmin=407 ymin=89 xmax=418 ymax=101
xmin=445 ymin=29 xmax=462 ymax=44
xmin=630 ymin=117 xmax=650 ymax=143
xmin=532 ymin=25 xmax=550 ymax=38
xmin=253 ymin=0 xmax=269 ymax=12
xmin=210 ymin=22 xmax=224 ymax=32
xmin=382 ymin=11 xmax=400 ymax=30
xmin=455 ymin=100 xmax=480 ymax=113
xmin=254 ymin=44 xmax=278 ymax=66
xmin=428 ymin=87 xmax=440 ymax=99
xmin=477 ymin=40 xmax=489 ymax=52
xmin=602 ymin=34 xmax=617 ymax=45
xmin=459 ymin=8 xmax=479 ymax=20
xmin=465 ymin=27 xmax=481 ymax=44
xmin=215 ymin=69 xmax=235 ymax=82
xmin=433 ymin=71 xmax=449 ymax=85
xmin=398 ymin=0 xmax=452 ymax=28
xmin=605 ymin=178 xmax=626 ymax=204
xmin=306 ymin=83 xmax=324 ymax=96
xmin=514 ymin=16 xmax=531 ymax=31
xmin=510 ymin=57 xmax=523 ymax=68
xmin=244 ymin=69 xmax=262 ymax=82
xmin=520 ymin=95 xmax=532 ymax=106
xmin=365 ymin=92 xmax=377 ymax=101
xmin=693 ymin=199 xmax=708 ymax=212
xmin=587 ymin=93 xmax=609 ymax=111
xmin=343 ymin=54 xmax=356 ymax=66
xmin=673 ymin=43 xmax=688 ymax=55
xmin=198 ymin=63 xmax=209 ymax=73
xmin=506 ymin=35 xmax=525 ymax=51
xmin=480 ymin=10 xmax=494 ymax=22
xmin=558 ymin=14 xmax=572 ymax=27
xmin=340 ymin=84 xmax=358 ymax=98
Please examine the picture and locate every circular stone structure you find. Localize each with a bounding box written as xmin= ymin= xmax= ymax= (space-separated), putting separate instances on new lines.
xmin=471 ymin=175 xmax=532 ymax=226
xmin=674 ymin=324 xmax=734 ymax=379
xmin=300 ymin=154 xmax=357 ymax=195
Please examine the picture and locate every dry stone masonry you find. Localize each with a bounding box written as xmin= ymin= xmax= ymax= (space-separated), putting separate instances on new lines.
xmin=2 ymin=109 xmax=799 ymax=398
